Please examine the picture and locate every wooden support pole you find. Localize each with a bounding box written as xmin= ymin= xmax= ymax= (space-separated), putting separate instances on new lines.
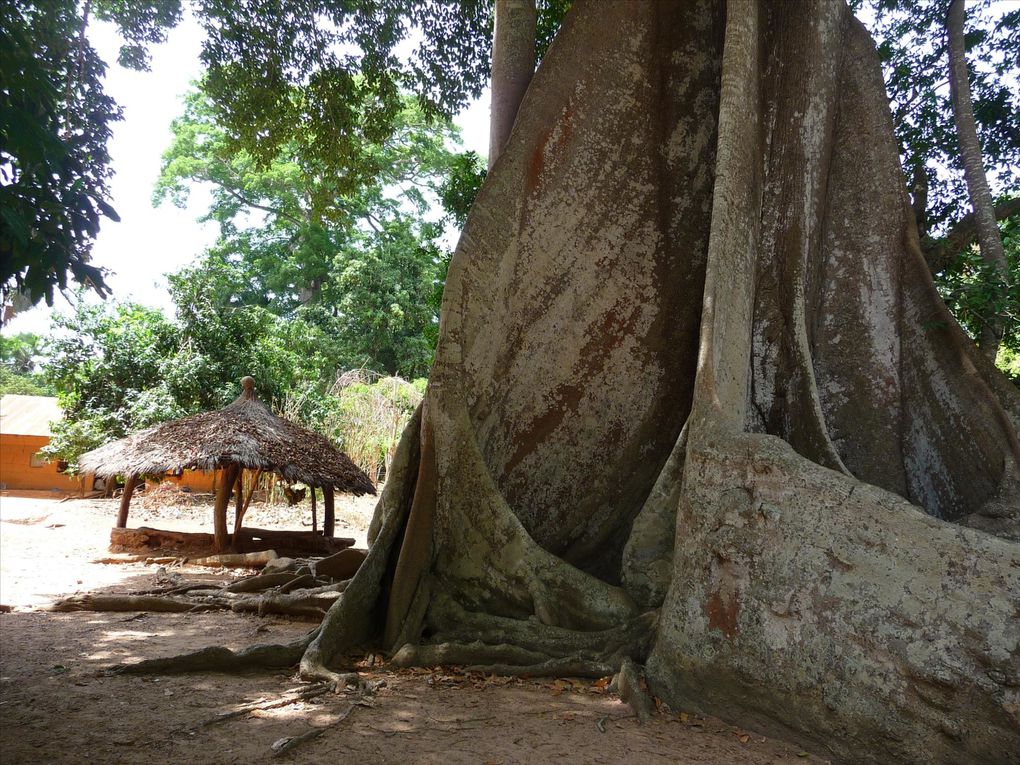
xmin=323 ymin=485 xmax=335 ymax=538
xmin=234 ymin=468 xmax=244 ymax=528
xmin=310 ymin=486 xmax=318 ymax=534
xmin=116 ymin=474 xmax=138 ymax=527
xmin=234 ymin=467 xmax=263 ymax=537
xmin=214 ymin=464 xmax=241 ymax=551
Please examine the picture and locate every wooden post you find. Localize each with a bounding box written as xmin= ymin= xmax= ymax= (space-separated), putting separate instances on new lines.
xmin=234 ymin=467 xmax=263 ymax=537
xmin=310 ymin=487 xmax=317 ymax=534
xmin=323 ymin=485 xmax=335 ymax=538
xmin=234 ymin=468 xmax=244 ymax=529
xmin=214 ymin=464 xmax=240 ymax=551
xmin=116 ymin=474 xmax=138 ymax=527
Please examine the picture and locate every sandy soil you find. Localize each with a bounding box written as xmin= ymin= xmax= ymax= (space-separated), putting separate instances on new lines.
xmin=0 ymin=491 xmax=831 ymax=764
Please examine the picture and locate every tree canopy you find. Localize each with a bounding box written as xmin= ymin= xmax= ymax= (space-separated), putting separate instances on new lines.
xmin=154 ymin=85 xmax=479 ymax=376
xmin=1 ymin=0 xmax=119 ymax=309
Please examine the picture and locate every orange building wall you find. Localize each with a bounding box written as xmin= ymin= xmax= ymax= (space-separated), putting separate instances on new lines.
xmin=0 ymin=434 xmax=86 ymax=492
xmin=162 ymin=469 xmax=217 ymax=493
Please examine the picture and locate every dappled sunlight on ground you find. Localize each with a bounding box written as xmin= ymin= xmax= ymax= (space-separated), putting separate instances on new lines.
xmin=0 ymin=492 xmax=830 ymax=764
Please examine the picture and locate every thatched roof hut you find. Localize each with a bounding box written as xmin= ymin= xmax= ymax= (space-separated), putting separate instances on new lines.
xmin=80 ymin=377 xmax=375 ymax=549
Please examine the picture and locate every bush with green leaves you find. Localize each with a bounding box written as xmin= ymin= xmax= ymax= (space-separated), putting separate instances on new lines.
xmin=287 ymin=371 xmax=426 ymax=482
xmin=0 ymin=366 xmax=52 ymax=396
xmin=934 ymin=206 xmax=1019 ymax=371
xmin=0 ymin=332 xmax=53 ymax=395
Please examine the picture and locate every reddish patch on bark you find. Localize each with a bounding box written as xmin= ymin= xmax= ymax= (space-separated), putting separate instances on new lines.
xmin=705 ymin=588 xmax=739 ymax=638
xmin=526 ymin=134 xmax=548 ymax=196
xmin=504 ymin=383 xmax=583 ymax=475
xmin=525 ymin=106 xmax=573 ymax=198
xmin=501 ymin=298 xmax=640 ymax=477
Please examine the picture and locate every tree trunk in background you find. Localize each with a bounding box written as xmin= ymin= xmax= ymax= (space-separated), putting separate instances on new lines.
xmin=323 ymin=485 xmax=335 ymax=537
xmin=911 ymin=163 xmax=928 ymax=237
xmin=946 ymin=0 xmax=1009 ymax=358
xmin=488 ymin=0 xmax=537 ymax=170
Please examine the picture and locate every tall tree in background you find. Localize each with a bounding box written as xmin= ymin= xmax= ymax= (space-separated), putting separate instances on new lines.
xmin=946 ymin=0 xmax=1010 ymax=357
xmin=155 ymin=87 xmax=473 ymax=377
xmin=1 ymin=0 xmax=532 ymax=312
xmin=488 ymin=0 xmax=537 ymax=169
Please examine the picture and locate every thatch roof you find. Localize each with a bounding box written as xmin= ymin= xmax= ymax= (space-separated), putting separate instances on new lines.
xmin=79 ymin=377 xmax=375 ymax=495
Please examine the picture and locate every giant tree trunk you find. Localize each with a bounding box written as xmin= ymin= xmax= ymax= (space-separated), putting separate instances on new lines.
xmin=488 ymin=0 xmax=537 ymax=170
xmin=946 ymin=0 xmax=1009 ymax=358
xmin=157 ymin=1 xmax=1019 ymax=762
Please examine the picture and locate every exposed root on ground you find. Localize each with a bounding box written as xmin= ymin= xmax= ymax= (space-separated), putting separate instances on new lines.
xmin=610 ymin=658 xmax=654 ymax=723
xmin=111 ymin=631 xmax=318 ymax=675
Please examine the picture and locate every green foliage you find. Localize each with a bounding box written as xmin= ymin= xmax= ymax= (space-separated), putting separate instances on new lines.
xmin=439 ymin=151 xmax=487 ymax=228
xmin=167 ymin=268 xmax=328 ymax=408
xmin=0 ymin=0 xmax=120 ymax=309
xmin=39 ymin=411 xmax=112 ymax=469
xmin=1 ymin=332 xmax=47 ymax=374
xmin=854 ymin=0 xmax=1019 ymax=231
xmin=0 ymin=367 xmax=53 ymax=396
xmin=286 ymin=371 xmax=425 ymax=480
xmin=38 ymin=292 xmax=428 ymax=474
xmin=0 ymin=0 xmax=570 ymax=312
xmin=44 ymin=299 xmax=184 ymax=457
xmin=92 ymin=0 xmax=183 ymax=70
xmin=935 ymin=206 xmax=1020 ymax=358
xmin=536 ymin=0 xmax=572 ymax=59
xmin=38 ymin=294 xmax=291 ymax=468
xmin=156 ymin=86 xmax=463 ymax=377
xmin=0 ymin=332 xmax=53 ymax=395
xmin=163 ymin=0 xmax=573 ymax=185
xmin=996 ymin=346 xmax=1020 ymax=385
xmin=194 ymin=0 xmax=492 ymax=185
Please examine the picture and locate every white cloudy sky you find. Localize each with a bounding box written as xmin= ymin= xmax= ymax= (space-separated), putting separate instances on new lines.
xmin=7 ymin=13 xmax=491 ymax=335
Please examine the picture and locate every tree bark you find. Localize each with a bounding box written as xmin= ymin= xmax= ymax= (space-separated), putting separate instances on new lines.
xmin=341 ymin=2 xmax=1016 ymax=759
xmin=946 ymin=0 xmax=1009 ymax=358
xmin=488 ymin=0 xmax=537 ymax=170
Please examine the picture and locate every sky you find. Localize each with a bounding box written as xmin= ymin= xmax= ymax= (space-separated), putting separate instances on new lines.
xmin=6 ymin=13 xmax=492 ymax=336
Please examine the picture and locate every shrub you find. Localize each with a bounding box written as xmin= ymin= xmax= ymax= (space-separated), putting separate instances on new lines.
xmin=288 ymin=370 xmax=425 ymax=482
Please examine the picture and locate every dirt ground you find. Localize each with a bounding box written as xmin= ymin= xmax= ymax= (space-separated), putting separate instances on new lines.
xmin=0 ymin=490 xmax=831 ymax=764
